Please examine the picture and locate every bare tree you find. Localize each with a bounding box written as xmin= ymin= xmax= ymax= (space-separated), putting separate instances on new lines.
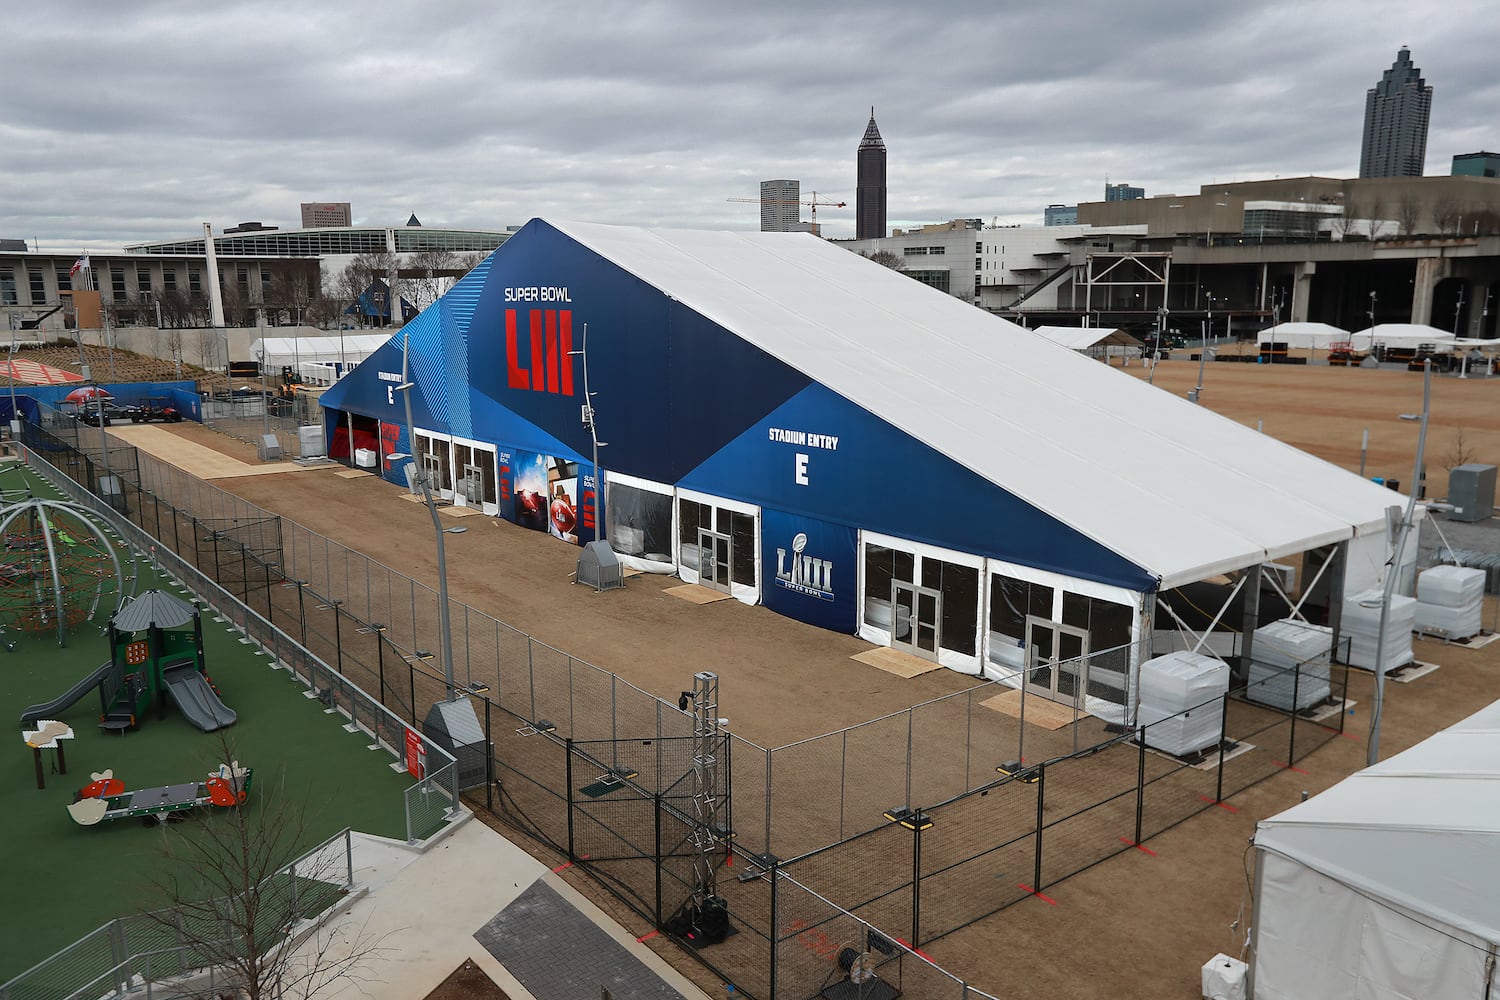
xmin=866 ymin=250 xmax=906 ymax=270
xmin=1433 ymin=196 xmax=1464 ymax=236
xmin=405 ymin=248 xmax=458 ymax=310
xmin=337 ymin=251 xmax=398 ymax=327
xmin=1364 ymin=197 xmax=1385 ymax=239
xmin=1445 ymin=426 xmax=1478 ymax=471
xmin=145 ymin=740 xmax=384 ymax=1000
xmin=1330 ymin=210 xmax=1357 ymax=240
xmin=1396 ymin=194 xmax=1423 ymax=236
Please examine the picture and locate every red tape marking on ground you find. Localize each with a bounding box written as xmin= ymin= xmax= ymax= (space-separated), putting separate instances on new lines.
xmin=894 ymin=937 xmax=935 ymax=961
xmin=637 ymin=930 xmax=659 ymax=943
xmin=1017 ymin=884 xmax=1057 ymax=905
xmin=1118 ymin=837 xmax=1157 ymax=856
xmin=1198 ymin=796 xmax=1239 ymax=813
xmin=551 ymin=861 xmax=573 ymax=873
xmin=1273 ymin=761 xmax=1310 ymax=775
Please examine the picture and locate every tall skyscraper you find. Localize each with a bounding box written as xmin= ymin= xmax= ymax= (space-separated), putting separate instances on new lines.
xmin=856 ymin=109 xmax=887 ymax=240
xmin=1360 ymin=48 xmax=1433 ymax=179
xmin=760 ymin=179 xmax=801 ymax=232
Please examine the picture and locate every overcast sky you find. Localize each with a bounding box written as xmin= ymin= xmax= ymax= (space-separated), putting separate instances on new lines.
xmin=5 ymin=0 xmax=1498 ymax=250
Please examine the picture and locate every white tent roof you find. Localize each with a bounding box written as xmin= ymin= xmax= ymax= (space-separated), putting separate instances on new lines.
xmin=1256 ymin=322 xmax=1350 ymax=348
xmin=1029 ymin=326 xmax=1143 ymax=350
xmin=550 ymin=221 xmax=1402 ymax=589
xmin=1256 ymin=699 xmax=1500 ymax=947
xmin=1346 ymin=323 xmax=1457 ymax=349
xmin=250 ymin=334 xmax=390 ymax=367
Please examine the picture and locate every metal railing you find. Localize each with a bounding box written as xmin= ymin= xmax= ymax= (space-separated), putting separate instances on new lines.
xmin=0 ymin=828 xmax=356 ymax=1000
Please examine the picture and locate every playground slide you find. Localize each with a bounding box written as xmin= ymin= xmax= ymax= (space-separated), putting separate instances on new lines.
xmin=20 ymin=661 xmax=115 ymax=725
xmin=162 ymin=666 xmax=237 ymax=732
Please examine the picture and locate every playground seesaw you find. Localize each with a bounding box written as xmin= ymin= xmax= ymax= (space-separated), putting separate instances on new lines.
xmin=66 ymin=762 xmax=253 ymax=827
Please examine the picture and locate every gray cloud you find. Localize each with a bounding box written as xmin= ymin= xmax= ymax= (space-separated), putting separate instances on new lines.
xmin=4 ymin=0 xmax=1496 ymax=249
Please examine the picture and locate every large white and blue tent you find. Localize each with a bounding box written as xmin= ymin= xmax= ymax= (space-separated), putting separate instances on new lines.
xmin=320 ymin=219 xmax=1403 ymax=713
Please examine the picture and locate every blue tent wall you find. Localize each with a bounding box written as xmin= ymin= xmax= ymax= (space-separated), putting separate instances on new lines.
xmin=320 ymin=220 xmax=1153 ymax=595
xmin=682 ymin=381 xmax=1152 ymax=592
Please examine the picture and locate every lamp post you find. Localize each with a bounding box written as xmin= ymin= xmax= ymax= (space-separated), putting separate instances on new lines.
xmin=569 ymin=322 xmax=608 ymax=547
xmin=1367 ymin=291 xmax=1378 ymax=357
xmin=396 ymin=334 xmax=456 ymax=703
xmin=1192 ymin=293 xmax=1214 ymax=403
xmin=1368 ymin=360 xmax=1432 ymax=765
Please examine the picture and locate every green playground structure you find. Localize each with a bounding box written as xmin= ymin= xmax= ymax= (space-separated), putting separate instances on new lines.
xmin=66 ymin=763 xmax=253 ymax=826
xmin=18 ymin=588 xmax=236 ymax=733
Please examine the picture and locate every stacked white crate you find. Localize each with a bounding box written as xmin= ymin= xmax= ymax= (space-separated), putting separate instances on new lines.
xmin=1138 ymin=651 xmax=1230 ymax=756
xmin=1414 ymin=565 xmax=1486 ymax=639
xmin=1341 ymin=589 xmax=1416 ymax=673
xmin=1247 ymin=619 xmax=1332 ymax=711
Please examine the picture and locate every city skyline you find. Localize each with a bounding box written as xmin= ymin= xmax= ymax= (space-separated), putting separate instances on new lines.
xmin=4 ymin=1 xmax=1499 ymax=249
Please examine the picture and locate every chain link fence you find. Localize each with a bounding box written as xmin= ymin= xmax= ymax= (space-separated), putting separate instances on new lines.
xmin=16 ymin=409 xmax=1365 ymax=998
xmin=0 ymin=829 xmax=355 ymax=1000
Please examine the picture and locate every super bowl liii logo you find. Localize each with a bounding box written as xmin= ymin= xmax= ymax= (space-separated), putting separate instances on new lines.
xmin=775 ymin=532 xmax=834 ymax=601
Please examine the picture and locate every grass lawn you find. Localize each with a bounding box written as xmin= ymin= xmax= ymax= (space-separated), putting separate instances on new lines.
xmin=0 ymin=463 xmax=417 ymax=982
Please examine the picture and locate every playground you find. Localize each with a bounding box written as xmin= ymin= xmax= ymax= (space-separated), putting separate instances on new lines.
xmin=0 ymin=464 xmax=418 ymax=983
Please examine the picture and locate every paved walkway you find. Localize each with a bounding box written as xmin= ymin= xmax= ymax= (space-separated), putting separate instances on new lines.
xmin=304 ymin=815 xmax=711 ymax=1000
xmin=104 ymin=422 xmax=333 ymax=478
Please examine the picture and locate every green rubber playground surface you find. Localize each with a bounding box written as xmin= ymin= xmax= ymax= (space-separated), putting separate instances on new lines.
xmin=0 ymin=464 xmax=416 ymax=982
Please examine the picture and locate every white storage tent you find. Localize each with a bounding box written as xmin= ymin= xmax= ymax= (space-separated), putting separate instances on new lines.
xmin=1029 ymin=325 xmax=1143 ymax=352
xmin=1256 ymin=323 xmax=1350 ymax=349
xmin=1252 ymin=699 xmax=1500 ymax=999
xmin=249 ymin=334 xmax=391 ymax=371
xmin=1346 ymin=323 xmax=1457 ymax=350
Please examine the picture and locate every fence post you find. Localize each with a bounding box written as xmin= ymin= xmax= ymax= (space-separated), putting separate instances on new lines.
xmin=764 ymin=747 xmax=774 ymax=860
xmin=654 ymin=792 xmax=664 ymax=929
xmin=723 ymin=734 xmax=734 ymax=865
xmin=1289 ymin=663 xmax=1302 ymax=765
xmin=768 ymin=866 xmax=779 ymax=1000
xmin=1033 ymin=762 xmax=1046 ymax=891
xmin=485 ymin=696 xmax=494 ymax=813
xmin=263 ymin=558 xmax=274 ymax=619
xmin=296 ymin=580 xmax=307 ymax=646
xmin=210 ymin=530 xmax=221 ymax=582
xmin=565 ymin=738 xmax=576 ymax=862
xmin=374 ymin=625 xmax=387 ymax=707
xmin=1216 ymin=691 xmax=1230 ymax=804
xmin=911 ymin=813 xmax=923 ymax=949
xmin=528 ymin=638 xmax=538 ymax=726
xmin=1134 ymin=728 xmax=1146 ymax=846
xmin=332 ymin=599 xmax=344 ymax=675
xmin=409 ymin=658 xmax=418 ymax=725
xmin=905 ymin=708 xmax=914 ymax=808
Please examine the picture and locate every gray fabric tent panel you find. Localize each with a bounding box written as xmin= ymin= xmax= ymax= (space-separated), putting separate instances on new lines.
xmin=473 ymin=880 xmax=687 ymax=999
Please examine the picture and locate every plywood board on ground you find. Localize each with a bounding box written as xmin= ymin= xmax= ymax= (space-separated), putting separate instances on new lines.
xmin=335 ymin=469 xmax=373 ymax=479
xmin=103 ymin=424 xmax=325 ymax=479
xmin=664 ymin=584 xmax=733 ymax=605
xmin=849 ymin=646 xmax=944 ymax=678
xmin=980 ymin=688 xmax=1076 ymax=730
xmin=440 ymin=505 xmax=483 ymax=519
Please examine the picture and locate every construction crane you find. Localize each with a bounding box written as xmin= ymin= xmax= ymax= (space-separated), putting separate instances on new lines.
xmin=726 ymin=191 xmax=848 ymax=231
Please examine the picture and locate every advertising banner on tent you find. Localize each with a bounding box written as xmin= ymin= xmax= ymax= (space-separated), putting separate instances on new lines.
xmin=496 ymin=447 xmax=516 ymax=523
xmin=760 ymin=508 xmax=857 ymax=633
xmin=379 ymin=422 xmax=409 ymax=487
xmin=510 ymin=449 xmax=595 ymax=545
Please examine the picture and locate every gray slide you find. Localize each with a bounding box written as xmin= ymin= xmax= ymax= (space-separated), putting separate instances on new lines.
xmin=162 ymin=665 xmax=237 ymax=731
xmin=21 ymin=661 xmax=115 ymax=725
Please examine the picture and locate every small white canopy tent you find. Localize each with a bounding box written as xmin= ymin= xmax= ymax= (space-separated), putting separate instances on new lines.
xmin=249 ymin=334 xmax=391 ymax=371
xmin=1256 ymin=322 xmax=1350 ymax=349
xmin=1346 ymin=324 xmax=1457 ymax=350
xmin=1252 ymin=699 xmax=1500 ymax=999
xmin=1029 ymin=325 xmax=1144 ymax=351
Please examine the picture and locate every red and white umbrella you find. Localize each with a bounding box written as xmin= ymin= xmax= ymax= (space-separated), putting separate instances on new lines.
xmin=63 ymin=386 xmax=112 ymax=405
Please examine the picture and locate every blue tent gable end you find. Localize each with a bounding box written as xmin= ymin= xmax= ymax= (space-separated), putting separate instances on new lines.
xmin=681 ymin=382 xmax=1155 ymax=594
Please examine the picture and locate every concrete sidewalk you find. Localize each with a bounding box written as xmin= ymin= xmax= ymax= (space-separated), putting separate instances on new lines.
xmin=304 ymin=815 xmax=713 ymax=1000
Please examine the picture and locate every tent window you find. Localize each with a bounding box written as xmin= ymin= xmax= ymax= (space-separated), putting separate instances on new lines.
xmin=729 ymin=511 xmax=756 ymax=587
xmin=609 ymin=483 xmax=672 ymax=559
xmin=922 ymin=558 xmax=978 ymax=656
xmin=990 ymin=574 xmax=1054 ymax=644
xmin=863 ymin=544 xmax=915 ymax=630
xmin=679 ymin=498 xmax=706 ymax=548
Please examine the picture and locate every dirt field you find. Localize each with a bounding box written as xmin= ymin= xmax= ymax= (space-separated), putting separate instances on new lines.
xmin=119 ymin=359 xmax=1500 ymax=999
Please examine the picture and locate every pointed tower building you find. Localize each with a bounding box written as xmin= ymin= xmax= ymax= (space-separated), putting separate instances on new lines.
xmin=1360 ymin=47 xmax=1433 ymax=178
xmin=856 ymin=109 xmax=887 ymax=240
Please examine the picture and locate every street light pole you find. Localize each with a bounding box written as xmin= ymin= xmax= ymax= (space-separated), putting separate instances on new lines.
xmin=1193 ymin=294 xmax=1213 ymax=403
xmin=397 ymin=334 xmax=456 ymax=703
xmin=1368 ymin=360 xmax=1432 ymax=765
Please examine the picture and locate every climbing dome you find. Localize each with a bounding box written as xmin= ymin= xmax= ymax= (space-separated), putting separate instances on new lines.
xmin=0 ymin=497 xmax=136 ymax=644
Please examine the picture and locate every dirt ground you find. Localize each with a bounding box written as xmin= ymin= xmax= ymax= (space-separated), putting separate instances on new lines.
xmin=125 ymin=359 xmax=1500 ymax=999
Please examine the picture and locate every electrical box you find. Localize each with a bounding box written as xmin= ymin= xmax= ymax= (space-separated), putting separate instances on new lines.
xmin=257 ymin=434 xmax=282 ymax=461
xmin=1448 ymin=464 xmax=1496 ymax=523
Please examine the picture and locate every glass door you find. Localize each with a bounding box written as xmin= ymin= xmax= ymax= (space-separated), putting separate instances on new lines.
xmin=892 ymin=581 xmax=941 ymax=661
xmin=698 ymin=529 xmax=731 ymax=593
xmin=1024 ymin=616 xmax=1091 ymax=705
